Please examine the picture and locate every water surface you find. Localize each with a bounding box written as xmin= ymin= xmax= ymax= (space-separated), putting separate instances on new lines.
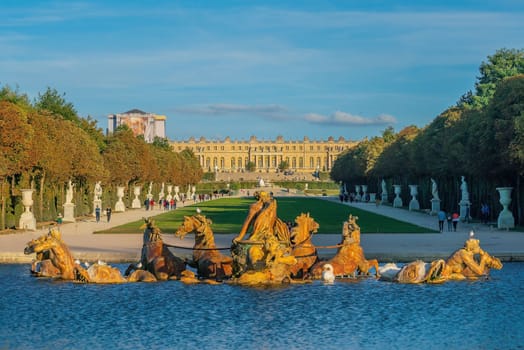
xmin=1 ymin=263 xmax=522 ymax=349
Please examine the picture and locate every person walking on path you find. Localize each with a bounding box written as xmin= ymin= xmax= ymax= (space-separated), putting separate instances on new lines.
xmin=106 ymin=207 xmax=112 ymax=223
xmin=447 ymin=213 xmax=453 ymax=232
xmin=95 ymin=206 xmax=101 ymax=223
xmin=56 ymin=213 xmax=63 ymax=227
xmin=481 ymin=203 xmax=490 ymax=224
xmin=437 ymin=210 xmax=446 ymax=232
xmin=452 ymin=212 xmax=459 ymax=232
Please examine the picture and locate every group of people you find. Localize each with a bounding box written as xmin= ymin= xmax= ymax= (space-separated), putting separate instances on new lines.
xmin=437 ymin=210 xmax=460 ymax=232
xmin=144 ymin=198 xmax=178 ymax=211
xmin=94 ymin=206 xmax=112 ymax=223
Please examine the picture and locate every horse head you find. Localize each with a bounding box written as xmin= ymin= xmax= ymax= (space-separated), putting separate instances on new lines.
xmin=176 ymin=215 xmax=211 ymax=238
xmin=291 ymin=213 xmax=319 ymax=245
xmin=141 ymin=217 xmax=162 ymax=242
xmin=24 ymin=230 xmax=61 ymax=255
xmin=175 ymin=216 xmax=194 ymax=239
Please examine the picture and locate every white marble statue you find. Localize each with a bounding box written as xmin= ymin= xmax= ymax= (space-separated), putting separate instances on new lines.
xmin=94 ymin=181 xmax=102 ymax=201
xmin=431 ymin=178 xmax=439 ymax=200
xmin=460 ymin=176 xmax=469 ymax=202
xmin=159 ymin=182 xmax=165 ymax=202
xmin=65 ymin=180 xmax=74 ymax=204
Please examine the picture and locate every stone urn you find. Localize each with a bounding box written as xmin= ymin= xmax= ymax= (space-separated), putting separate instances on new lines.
xmin=408 ymin=185 xmax=420 ymax=211
xmin=355 ymin=185 xmax=361 ymax=201
xmin=115 ymin=186 xmax=126 ymax=212
xmin=132 ymin=186 xmax=141 ymax=209
xmin=361 ymin=185 xmax=368 ymax=201
xmin=19 ymin=189 xmax=36 ymax=230
xmin=496 ymin=187 xmax=515 ymax=229
xmin=174 ymin=186 xmax=180 ymax=201
xmin=393 ymin=185 xmax=403 ymax=208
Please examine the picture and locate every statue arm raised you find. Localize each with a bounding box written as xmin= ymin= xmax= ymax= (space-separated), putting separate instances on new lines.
xmin=235 ymin=201 xmax=264 ymax=241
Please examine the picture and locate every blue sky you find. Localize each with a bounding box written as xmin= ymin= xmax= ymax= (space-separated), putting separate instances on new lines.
xmin=1 ymin=1 xmax=523 ymax=141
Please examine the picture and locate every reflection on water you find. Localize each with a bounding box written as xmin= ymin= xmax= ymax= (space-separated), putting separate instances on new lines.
xmin=1 ymin=263 xmax=523 ymax=350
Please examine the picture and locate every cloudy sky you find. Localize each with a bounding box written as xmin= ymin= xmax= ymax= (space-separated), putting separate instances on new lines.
xmin=1 ymin=0 xmax=523 ymax=141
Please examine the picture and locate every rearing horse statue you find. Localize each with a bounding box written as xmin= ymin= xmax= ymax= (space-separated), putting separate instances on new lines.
xmin=175 ymin=214 xmax=233 ymax=280
xmin=24 ymin=229 xmax=77 ymax=280
xmin=139 ymin=218 xmax=187 ymax=281
xmin=24 ymin=229 xmax=128 ymax=283
xmin=288 ymin=213 xmax=319 ymax=279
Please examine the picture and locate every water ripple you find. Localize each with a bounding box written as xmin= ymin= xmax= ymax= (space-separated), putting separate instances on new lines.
xmin=0 ymin=264 xmax=522 ymax=349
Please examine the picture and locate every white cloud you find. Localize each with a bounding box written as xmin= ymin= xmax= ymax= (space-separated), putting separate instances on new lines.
xmin=305 ymin=111 xmax=397 ymax=126
xmin=171 ymin=103 xmax=292 ymax=121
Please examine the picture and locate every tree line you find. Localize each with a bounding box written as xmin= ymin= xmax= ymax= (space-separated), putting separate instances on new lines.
xmin=330 ymin=48 xmax=524 ymax=225
xmin=0 ymin=88 xmax=202 ymax=229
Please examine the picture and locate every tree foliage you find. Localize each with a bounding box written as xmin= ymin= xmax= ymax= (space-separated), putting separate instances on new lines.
xmin=0 ymin=85 xmax=203 ymax=228
xmin=459 ymin=48 xmax=524 ymax=109
xmin=331 ymin=49 xmax=524 ymax=225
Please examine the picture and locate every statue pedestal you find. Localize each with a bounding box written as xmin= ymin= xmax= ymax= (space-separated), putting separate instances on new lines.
xmin=115 ymin=200 xmax=125 ymax=212
xmin=430 ymin=199 xmax=441 ymax=215
xmin=62 ymin=203 xmax=76 ymax=222
xmin=19 ymin=211 xmax=36 ymax=230
xmin=459 ymin=200 xmax=471 ymax=222
xmin=381 ymin=193 xmax=388 ymax=203
xmin=369 ymin=193 xmax=376 ymax=202
xmin=92 ymin=199 xmax=102 ymax=216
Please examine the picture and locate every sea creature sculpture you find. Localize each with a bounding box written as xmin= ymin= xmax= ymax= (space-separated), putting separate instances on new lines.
xmin=310 ymin=214 xmax=379 ymax=279
xmin=175 ymin=212 xmax=233 ymax=280
xmin=379 ymin=233 xmax=503 ymax=283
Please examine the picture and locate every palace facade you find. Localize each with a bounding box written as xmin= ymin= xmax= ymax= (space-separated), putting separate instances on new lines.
xmin=170 ymin=135 xmax=356 ymax=173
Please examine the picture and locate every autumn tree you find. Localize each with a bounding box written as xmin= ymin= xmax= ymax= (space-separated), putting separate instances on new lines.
xmin=0 ymin=101 xmax=34 ymax=228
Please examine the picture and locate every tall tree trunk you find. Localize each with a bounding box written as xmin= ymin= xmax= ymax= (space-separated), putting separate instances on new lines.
xmin=39 ymin=172 xmax=45 ymax=220
xmin=0 ymin=178 xmax=5 ymax=230
xmin=517 ymin=175 xmax=521 ymax=226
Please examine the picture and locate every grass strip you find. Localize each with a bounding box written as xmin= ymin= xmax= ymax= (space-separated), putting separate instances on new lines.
xmin=95 ymin=196 xmax=435 ymax=234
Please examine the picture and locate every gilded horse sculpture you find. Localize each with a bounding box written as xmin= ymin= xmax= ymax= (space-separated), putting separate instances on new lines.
xmin=136 ymin=218 xmax=187 ymax=281
xmin=288 ymin=213 xmax=319 ymax=279
xmin=24 ymin=229 xmax=137 ymax=283
xmin=175 ymin=213 xmax=233 ymax=280
xmin=310 ymin=214 xmax=380 ymax=279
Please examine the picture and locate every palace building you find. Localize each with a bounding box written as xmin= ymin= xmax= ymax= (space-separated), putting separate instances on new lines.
xmin=107 ymin=109 xmax=166 ymax=143
xmin=170 ymin=135 xmax=356 ymax=173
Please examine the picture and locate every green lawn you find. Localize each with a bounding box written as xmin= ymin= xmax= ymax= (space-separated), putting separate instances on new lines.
xmin=95 ymin=197 xmax=435 ymax=234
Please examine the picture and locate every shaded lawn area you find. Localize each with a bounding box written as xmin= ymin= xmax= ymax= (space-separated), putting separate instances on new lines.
xmin=96 ymin=197 xmax=434 ymax=234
